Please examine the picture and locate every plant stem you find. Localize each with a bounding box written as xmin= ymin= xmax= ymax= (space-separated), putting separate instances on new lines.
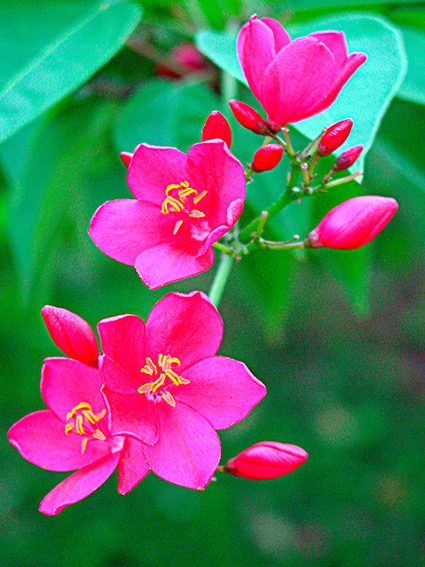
xmin=208 ymin=253 xmax=234 ymax=307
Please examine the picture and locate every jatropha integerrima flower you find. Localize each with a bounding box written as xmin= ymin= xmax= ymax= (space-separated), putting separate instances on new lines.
xmin=307 ymin=196 xmax=398 ymax=250
xmin=318 ymin=119 xmax=353 ymax=157
xmin=228 ymin=99 xmax=269 ymax=135
xmin=251 ymin=144 xmax=283 ymax=173
xmin=89 ymin=139 xmax=246 ymax=289
xmin=8 ymin=306 xmax=149 ymax=515
xmin=220 ymin=442 xmax=308 ymax=479
xmin=237 ymin=15 xmax=367 ymax=128
xmin=333 ymin=144 xmax=364 ymax=171
xmin=98 ymin=291 xmax=267 ymax=490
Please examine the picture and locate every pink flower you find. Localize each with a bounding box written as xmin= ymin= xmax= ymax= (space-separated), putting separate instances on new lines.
xmin=237 ymin=15 xmax=367 ymax=127
xmin=8 ymin=309 xmax=149 ymax=515
xmin=308 ymin=196 xmax=398 ymax=250
xmin=98 ymin=291 xmax=267 ymax=490
xmin=222 ymin=442 xmax=308 ymax=479
xmin=89 ymin=140 xmax=245 ymax=289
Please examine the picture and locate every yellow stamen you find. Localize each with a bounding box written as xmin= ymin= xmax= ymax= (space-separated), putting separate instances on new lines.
xmin=93 ymin=429 xmax=107 ymax=441
xmin=65 ymin=423 xmax=74 ymax=434
xmin=188 ymin=210 xmax=206 ymax=218
xmin=138 ymin=382 xmax=153 ymax=394
xmin=162 ymin=391 xmax=176 ymax=407
xmin=81 ymin=438 xmax=88 ymax=454
xmin=177 ymin=375 xmax=191 ymax=385
xmin=151 ymin=374 xmax=166 ymax=393
xmin=76 ymin=415 xmax=84 ymax=435
xmin=193 ymin=190 xmax=207 ymax=204
xmin=173 ymin=220 xmax=183 ymax=235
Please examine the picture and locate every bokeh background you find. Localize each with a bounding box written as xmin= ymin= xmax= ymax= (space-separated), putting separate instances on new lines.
xmin=1 ymin=0 xmax=425 ymax=565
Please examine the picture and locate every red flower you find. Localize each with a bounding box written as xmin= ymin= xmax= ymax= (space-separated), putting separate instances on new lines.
xmin=89 ymin=140 xmax=245 ymax=289
xmin=308 ymin=196 xmax=398 ymax=250
xmin=8 ymin=308 xmax=149 ymax=515
xmin=318 ymin=119 xmax=353 ymax=157
xmin=222 ymin=442 xmax=308 ymax=479
xmin=252 ymin=144 xmax=283 ymax=172
xmin=98 ymin=291 xmax=267 ymax=491
xmin=237 ymin=15 xmax=367 ymax=127
xmin=202 ymin=110 xmax=232 ymax=148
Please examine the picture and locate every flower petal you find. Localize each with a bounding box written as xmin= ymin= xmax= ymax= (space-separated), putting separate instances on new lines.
xmin=145 ymin=291 xmax=223 ymax=370
xmin=174 ymin=356 xmax=266 ymax=429
xmin=41 ymin=358 xmax=106 ymax=425
xmin=39 ymin=452 xmax=120 ymax=516
xmin=8 ymin=410 xmax=111 ymax=471
xmin=143 ymin=401 xmax=221 ymax=490
xmin=98 ymin=314 xmax=146 ymax=393
xmin=261 ymin=37 xmax=336 ymax=125
xmin=102 ymin=387 xmax=159 ymax=445
xmin=118 ymin=437 xmax=151 ymax=494
xmin=187 ymin=140 xmax=245 ymax=229
xmin=135 ymin=242 xmax=214 ymax=290
xmin=309 ymin=31 xmax=348 ymax=69
xmin=239 ymin=15 xmax=276 ymax=103
xmin=127 ymin=144 xmax=206 ymax=204
xmin=261 ymin=17 xmax=291 ymax=53
xmin=309 ymin=51 xmax=367 ymax=118
xmin=89 ymin=199 xmax=176 ymax=266
xmin=41 ymin=306 xmax=99 ymax=367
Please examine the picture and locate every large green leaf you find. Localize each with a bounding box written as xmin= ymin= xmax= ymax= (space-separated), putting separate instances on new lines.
xmin=396 ymin=27 xmax=425 ymax=106
xmin=196 ymin=13 xmax=407 ymax=171
xmin=0 ymin=0 xmax=142 ymax=144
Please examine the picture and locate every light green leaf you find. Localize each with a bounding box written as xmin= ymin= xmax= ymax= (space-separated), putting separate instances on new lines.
xmin=196 ymin=14 xmax=407 ymax=171
xmin=0 ymin=0 xmax=142 ymax=143
xmin=396 ymin=27 xmax=425 ymax=105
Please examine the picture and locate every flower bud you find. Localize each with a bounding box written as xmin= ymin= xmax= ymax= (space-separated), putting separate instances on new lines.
xmin=252 ymin=144 xmax=283 ymax=173
xmin=202 ymin=110 xmax=232 ymax=148
xmin=308 ymin=196 xmax=398 ymax=250
xmin=318 ymin=119 xmax=353 ymax=157
xmin=334 ymin=144 xmax=363 ymax=171
xmin=222 ymin=442 xmax=308 ymax=480
xmin=41 ymin=306 xmax=99 ymax=367
xmin=120 ymin=151 xmax=133 ymax=168
xmin=229 ymin=99 xmax=268 ymax=135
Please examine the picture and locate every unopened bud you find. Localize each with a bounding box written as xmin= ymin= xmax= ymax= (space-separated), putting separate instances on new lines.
xmin=120 ymin=152 xmax=133 ymax=168
xmin=308 ymin=196 xmax=398 ymax=250
xmin=202 ymin=110 xmax=232 ymax=148
xmin=229 ymin=99 xmax=268 ymax=135
xmin=41 ymin=306 xmax=99 ymax=367
xmin=318 ymin=119 xmax=353 ymax=157
xmin=222 ymin=442 xmax=308 ymax=480
xmin=252 ymin=144 xmax=283 ymax=173
xmin=334 ymin=144 xmax=363 ymax=171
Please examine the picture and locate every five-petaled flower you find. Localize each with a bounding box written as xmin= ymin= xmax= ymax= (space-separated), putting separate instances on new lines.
xmin=89 ymin=140 xmax=245 ymax=289
xmin=237 ymin=15 xmax=367 ymax=128
xmin=98 ymin=291 xmax=267 ymax=491
xmin=8 ymin=307 xmax=149 ymax=515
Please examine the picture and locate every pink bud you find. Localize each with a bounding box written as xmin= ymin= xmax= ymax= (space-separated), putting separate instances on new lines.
xmin=223 ymin=442 xmax=308 ymax=480
xmin=252 ymin=144 xmax=283 ymax=173
xmin=334 ymin=144 xmax=363 ymax=171
xmin=318 ymin=119 xmax=353 ymax=157
xmin=229 ymin=99 xmax=268 ymax=135
xmin=120 ymin=152 xmax=133 ymax=168
xmin=308 ymin=196 xmax=398 ymax=250
xmin=41 ymin=306 xmax=99 ymax=367
xmin=202 ymin=110 xmax=232 ymax=148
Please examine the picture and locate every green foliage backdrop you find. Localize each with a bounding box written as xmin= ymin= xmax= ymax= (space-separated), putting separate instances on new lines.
xmin=1 ymin=0 xmax=425 ymax=565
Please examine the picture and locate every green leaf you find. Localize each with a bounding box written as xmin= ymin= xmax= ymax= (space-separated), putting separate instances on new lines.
xmin=2 ymin=99 xmax=120 ymax=305
xmin=396 ymin=27 xmax=425 ymax=106
xmin=196 ymin=13 xmax=407 ymax=171
xmin=114 ymin=79 xmax=220 ymax=153
xmin=0 ymin=0 xmax=142 ymax=144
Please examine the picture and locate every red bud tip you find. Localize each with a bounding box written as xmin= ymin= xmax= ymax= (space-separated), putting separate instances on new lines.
xmin=252 ymin=144 xmax=283 ymax=173
xmin=120 ymin=152 xmax=133 ymax=168
xmin=318 ymin=119 xmax=353 ymax=157
xmin=334 ymin=144 xmax=363 ymax=171
xmin=202 ymin=110 xmax=232 ymax=148
xmin=307 ymin=196 xmax=398 ymax=250
xmin=229 ymin=99 xmax=268 ymax=135
xmin=223 ymin=442 xmax=308 ymax=480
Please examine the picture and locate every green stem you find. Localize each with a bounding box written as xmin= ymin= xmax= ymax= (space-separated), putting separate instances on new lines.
xmin=208 ymin=253 xmax=234 ymax=307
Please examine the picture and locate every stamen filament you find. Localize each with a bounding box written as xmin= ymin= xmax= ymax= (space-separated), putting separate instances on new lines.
xmin=162 ymin=391 xmax=176 ymax=407
xmin=193 ymin=190 xmax=207 ymax=204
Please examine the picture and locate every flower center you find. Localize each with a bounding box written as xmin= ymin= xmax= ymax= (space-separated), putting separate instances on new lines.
xmin=138 ymin=353 xmax=190 ymax=407
xmin=161 ymin=180 xmax=208 ymax=235
xmin=65 ymin=402 xmax=107 ymax=454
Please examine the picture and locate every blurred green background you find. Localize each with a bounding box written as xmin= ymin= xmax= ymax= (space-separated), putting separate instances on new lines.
xmin=1 ymin=0 xmax=425 ymax=565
